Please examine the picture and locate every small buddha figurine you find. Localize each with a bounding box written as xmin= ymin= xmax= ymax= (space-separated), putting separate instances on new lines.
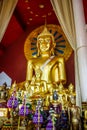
xmin=24 ymin=80 xmax=30 ymax=99
xmin=34 ymin=66 xmax=48 ymax=94
xmin=9 ymin=81 xmax=17 ymax=96
xmin=29 ymin=66 xmax=48 ymax=99
xmin=68 ymin=96 xmax=81 ymax=130
xmin=62 ymin=94 xmax=69 ymax=110
xmin=24 ymin=80 xmax=29 ymax=90
xmin=26 ymin=25 xmax=66 ymax=91
xmin=58 ymin=82 xmax=67 ymax=103
xmin=0 ymin=83 xmax=7 ymax=102
xmin=68 ymin=83 xmax=76 ymax=103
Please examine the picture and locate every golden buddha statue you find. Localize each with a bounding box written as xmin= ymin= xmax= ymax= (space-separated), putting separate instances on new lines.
xmin=33 ymin=66 xmax=47 ymax=95
xmin=0 ymin=84 xmax=9 ymax=104
xmin=28 ymin=66 xmax=48 ymax=98
xmin=9 ymin=81 xmax=17 ymax=96
xmin=58 ymin=83 xmax=66 ymax=102
xmin=62 ymin=94 xmax=69 ymax=110
xmin=68 ymin=96 xmax=81 ymax=130
xmin=26 ymin=25 xmax=66 ymax=96
xmin=68 ymin=83 xmax=76 ymax=103
xmin=23 ymin=80 xmax=30 ymax=99
xmin=0 ymin=84 xmax=7 ymax=102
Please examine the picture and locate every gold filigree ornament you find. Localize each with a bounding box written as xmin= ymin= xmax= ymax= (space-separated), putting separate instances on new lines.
xmin=24 ymin=24 xmax=73 ymax=61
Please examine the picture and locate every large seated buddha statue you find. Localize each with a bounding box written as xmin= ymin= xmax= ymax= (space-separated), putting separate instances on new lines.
xmin=26 ymin=25 xmax=66 ymax=96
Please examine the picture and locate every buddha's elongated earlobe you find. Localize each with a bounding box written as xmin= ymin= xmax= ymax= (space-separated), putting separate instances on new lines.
xmin=37 ymin=40 xmax=40 ymax=56
xmin=37 ymin=49 xmax=40 ymax=56
xmin=51 ymin=48 xmax=55 ymax=56
xmin=50 ymin=42 xmax=56 ymax=55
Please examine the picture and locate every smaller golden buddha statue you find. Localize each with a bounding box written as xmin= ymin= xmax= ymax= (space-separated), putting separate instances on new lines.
xmin=0 ymin=84 xmax=7 ymax=102
xmin=9 ymin=81 xmax=17 ymax=97
xmin=68 ymin=96 xmax=81 ymax=130
xmin=27 ymin=75 xmax=38 ymax=99
xmin=68 ymin=83 xmax=76 ymax=103
xmin=34 ymin=66 xmax=48 ymax=94
xmin=62 ymin=94 xmax=69 ymax=110
xmin=58 ymin=83 xmax=66 ymax=103
xmin=0 ymin=83 xmax=8 ymax=122
xmin=29 ymin=66 xmax=48 ymax=98
xmin=24 ymin=80 xmax=29 ymax=90
xmin=23 ymin=80 xmax=30 ymax=99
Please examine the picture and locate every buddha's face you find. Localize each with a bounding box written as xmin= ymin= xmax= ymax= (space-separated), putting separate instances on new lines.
xmin=70 ymin=96 xmax=76 ymax=105
xmin=38 ymin=35 xmax=52 ymax=52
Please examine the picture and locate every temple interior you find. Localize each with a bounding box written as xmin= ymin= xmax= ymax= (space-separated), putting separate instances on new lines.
xmin=0 ymin=0 xmax=87 ymax=130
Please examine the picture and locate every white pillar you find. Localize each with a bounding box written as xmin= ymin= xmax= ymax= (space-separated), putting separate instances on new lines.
xmin=72 ymin=0 xmax=87 ymax=102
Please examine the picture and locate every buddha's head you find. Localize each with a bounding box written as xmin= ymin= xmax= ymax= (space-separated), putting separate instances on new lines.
xmin=37 ymin=26 xmax=56 ymax=56
xmin=70 ymin=96 xmax=76 ymax=105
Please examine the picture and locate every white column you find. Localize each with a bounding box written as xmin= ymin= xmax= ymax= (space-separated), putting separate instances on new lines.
xmin=72 ymin=0 xmax=87 ymax=102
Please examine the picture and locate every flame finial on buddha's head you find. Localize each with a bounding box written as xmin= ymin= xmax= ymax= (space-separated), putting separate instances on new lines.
xmin=37 ymin=25 xmax=55 ymax=43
